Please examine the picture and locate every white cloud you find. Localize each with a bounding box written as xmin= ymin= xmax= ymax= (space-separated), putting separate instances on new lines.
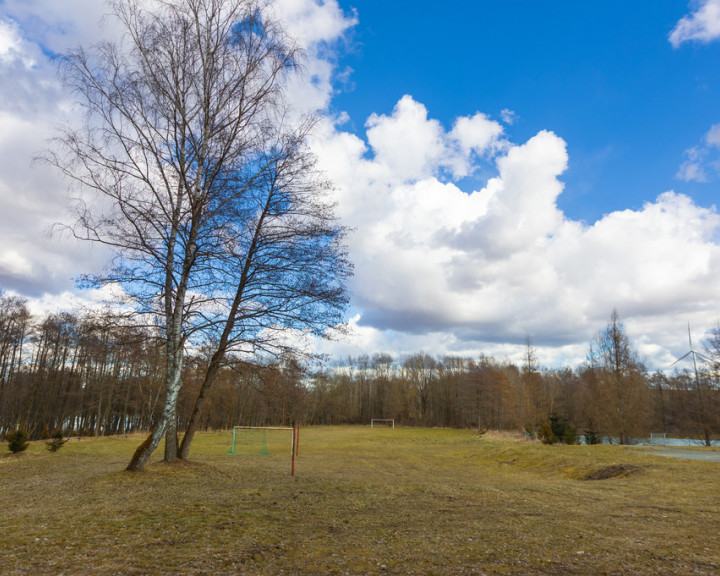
xmin=0 ymin=107 xmax=108 ymax=296
xmin=0 ymin=18 xmax=21 ymax=61
xmin=17 ymin=283 xmax=133 ymax=319
xmin=23 ymin=291 xmax=85 ymax=318
xmin=670 ymin=0 xmax=720 ymax=47
xmin=1 ymin=0 xmax=121 ymax=54
xmin=500 ymin=108 xmax=517 ymax=125
xmin=677 ymin=146 xmax=708 ymax=182
xmin=450 ymin=113 xmax=504 ymax=156
xmin=4 ymin=0 xmax=720 ymax=371
xmin=0 ymin=0 xmax=353 ymax=298
xmin=365 ymin=95 xmax=447 ymax=182
xmin=313 ymin=96 xmax=720 ymax=369
xmin=447 ymin=113 xmax=505 ymax=178
xmin=705 ymin=122 xmax=720 ymax=146
xmin=272 ymin=0 xmax=356 ymax=114
xmin=677 ymin=122 xmax=720 ymax=182
xmin=361 ymin=95 xmax=506 ymax=183
xmin=0 ymin=250 xmax=33 ymax=277
xmin=273 ymin=0 xmax=355 ymax=48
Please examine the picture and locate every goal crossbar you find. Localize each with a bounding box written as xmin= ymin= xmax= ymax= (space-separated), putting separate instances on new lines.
xmin=370 ymin=419 xmax=395 ymax=429
xmin=232 ymin=426 xmax=294 ymax=431
xmin=228 ymin=426 xmax=294 ymax=455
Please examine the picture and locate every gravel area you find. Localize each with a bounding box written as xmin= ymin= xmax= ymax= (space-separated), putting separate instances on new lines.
xmin=634 ymin=446 xmax=720 ymax=462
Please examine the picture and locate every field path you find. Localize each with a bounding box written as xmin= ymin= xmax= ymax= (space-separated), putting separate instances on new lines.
xmin=633 ymin=446 xmax=720 ymax=462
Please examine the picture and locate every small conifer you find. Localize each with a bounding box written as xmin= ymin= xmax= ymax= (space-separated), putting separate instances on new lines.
xmin=7 ymin=429 xmax=30 ymax=453
xmin=45 ymin=428 xmax=68 ymax=452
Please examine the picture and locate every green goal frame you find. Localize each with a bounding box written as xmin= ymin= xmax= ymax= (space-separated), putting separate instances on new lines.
xmin=228 ymin=425 xmax=294 ymax=455
xmin=227 ymin=425 xmax=299 ymax=475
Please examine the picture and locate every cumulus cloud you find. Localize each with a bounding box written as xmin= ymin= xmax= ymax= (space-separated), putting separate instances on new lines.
xmin=1 ymin=0 xmax=124 ymax=54
xmin=447 ymin=113 xmax=506 ymax=178
xmin=0 ymin=2 xmax=121 ymax=301
xmin=271 ymin=0 xmax=356 ymax=114
xmin=0 ymin=0 xmax=353 ymax=305
xmin=360 ymin=95 xmax=505 ymax=183
xmin=365 ymin=96 xmax=446 ymax=182
xmin=313 ymin=96 xmax=720 ymax=368
xmin=670 ymin=0 xmax=720 ymax=47
xmin=0 ymin=18 xmax=22 ymax=61
xmin=4 ymin=0 xmax=720 ymax=370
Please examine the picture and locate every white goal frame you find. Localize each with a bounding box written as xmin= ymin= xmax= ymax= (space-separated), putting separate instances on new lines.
xmin=370 ymin=419 xmax=395 ymax=429
xmin=650 ymin=432 xmax=667 ymax=445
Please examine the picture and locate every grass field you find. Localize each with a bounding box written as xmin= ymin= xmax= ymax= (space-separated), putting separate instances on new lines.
xmin=2 ymin=426 xmax=719 ymax=575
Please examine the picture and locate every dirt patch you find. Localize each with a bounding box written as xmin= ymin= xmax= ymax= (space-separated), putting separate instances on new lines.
xmin=583 ymin=464 xmax=643 ymax=480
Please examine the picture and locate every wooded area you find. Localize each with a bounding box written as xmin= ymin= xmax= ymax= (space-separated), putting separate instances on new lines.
xmin=2 ymin=294 xmax=718 ymax=444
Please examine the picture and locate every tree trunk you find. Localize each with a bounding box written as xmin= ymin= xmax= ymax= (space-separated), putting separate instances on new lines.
xmin=126 ymin=347 xmax=183 ymax=471
xmin=179 ymin=361 xmax=221 ymax=459
xmin=164 ymin=417 xmax=178 ymax=462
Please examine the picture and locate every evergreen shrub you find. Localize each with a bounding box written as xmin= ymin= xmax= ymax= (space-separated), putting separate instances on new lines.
xmin=7 ymin=429 xmax=30 ymax=453
xmin=542 ymin=414 xmax=579 ymax=445
xmin=45 ymin=428 xmax=68 ymax=452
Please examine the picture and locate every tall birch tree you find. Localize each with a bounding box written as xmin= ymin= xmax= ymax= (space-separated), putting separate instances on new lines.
xmin=46 ymin=0 xmax=348 ymax=470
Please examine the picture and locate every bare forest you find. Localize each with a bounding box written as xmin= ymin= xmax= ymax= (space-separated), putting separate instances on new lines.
xmin=1 ymin=294 xmax=718 ymax=445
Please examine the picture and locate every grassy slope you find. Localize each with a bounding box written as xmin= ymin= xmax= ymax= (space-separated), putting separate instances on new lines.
xmin=1 ymin=427 xmax=719 ymax=575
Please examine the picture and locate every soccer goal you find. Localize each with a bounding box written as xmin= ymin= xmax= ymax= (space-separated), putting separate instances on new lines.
xmin=227 ymin=426 xmax=294 ymax=455
xmin=228 ymin=425 xmax=300 ymax=476
xmin=370 ymin=419 xmax=395 ymax=429
xmin=650 ymin=432 xmax=667 ymax=445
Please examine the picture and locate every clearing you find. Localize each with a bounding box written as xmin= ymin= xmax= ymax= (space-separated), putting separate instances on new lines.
xmin=2 ymin=427 xmax=719 ymax=575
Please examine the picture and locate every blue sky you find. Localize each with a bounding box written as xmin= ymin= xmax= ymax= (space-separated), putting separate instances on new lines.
xmin=3 ymin=0 xmax=720 ymax=369
xmin=332 ymin=1 xmax=720 ymax=222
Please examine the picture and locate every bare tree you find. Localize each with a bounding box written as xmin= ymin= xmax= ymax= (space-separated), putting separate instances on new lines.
xmin=402 ymin=353 xmax=436 ymax=422
xmin=46 ymin=0 xmax=346 ymax=470
xmin=0 ymin=293 xmax=30 ymax=386
xmin=520 ymin=335 xmax=546 ymax=437
xmin=177 ymin=134 xmax=350 ymax=459
xmin=588 ymin=309 xmax=648 ymax=444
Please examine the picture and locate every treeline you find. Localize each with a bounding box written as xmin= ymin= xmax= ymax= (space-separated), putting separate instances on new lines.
xmin=0 ymin=294 xmax=166 ymax=438
xmin=309 ymin=352 xmax=720 ymax=445
xmin=1 ymin=294 xmax=719 ymax=444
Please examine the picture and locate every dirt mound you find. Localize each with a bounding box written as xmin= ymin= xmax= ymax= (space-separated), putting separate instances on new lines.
xmin=583 ymin=464 xmax=643 ymax=480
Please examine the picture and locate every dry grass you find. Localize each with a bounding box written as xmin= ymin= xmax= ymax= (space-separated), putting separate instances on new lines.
xmin=2 ymin=426 xmax=719 ymax=575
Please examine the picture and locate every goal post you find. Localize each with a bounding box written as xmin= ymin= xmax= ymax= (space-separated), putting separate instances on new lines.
xmin=227 ymin=425 xmax=299 ymax=476
xmin=227 ymin=426 xmax=294 ymax=455
xmin=370 ymin=418 xmax=395 ymax=429
xmin=650 ymin=432 xmax=667 ymax=445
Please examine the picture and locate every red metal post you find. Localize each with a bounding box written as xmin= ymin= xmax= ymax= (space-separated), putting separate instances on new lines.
xmin=291 ymin=422 xmax=296 ymax=476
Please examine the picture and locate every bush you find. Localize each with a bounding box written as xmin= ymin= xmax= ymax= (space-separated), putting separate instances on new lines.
xmin=562 ymin=424 xmax=578 ymax=445
xmin=7 ymin=429 xmax=30 ymax=453
xmin=584 ymin=429 xmax=601 ymax=445
xmin=540 ymin=421 xmax=557 ymax=444
xmin=542 ymin=414 xmax=578 ymax=445
xmin=45 ymin=428 xmax=68 ymax=453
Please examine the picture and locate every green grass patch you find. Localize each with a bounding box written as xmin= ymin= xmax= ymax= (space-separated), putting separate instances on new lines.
xmin=2 ymin=427 xmax=719 ymax=575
